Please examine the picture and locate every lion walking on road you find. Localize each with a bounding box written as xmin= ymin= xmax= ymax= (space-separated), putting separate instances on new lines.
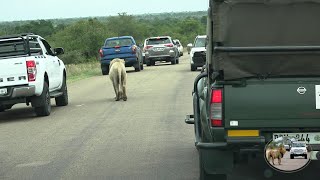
xmin=109 ymin=58 xmax=127 ymax=101
xmin=266 ymin=146 xmax=286 ymax=165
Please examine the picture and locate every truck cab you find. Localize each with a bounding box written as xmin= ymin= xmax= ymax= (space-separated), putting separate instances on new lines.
xmin=186 ymin=0 xmax=320 ymax=179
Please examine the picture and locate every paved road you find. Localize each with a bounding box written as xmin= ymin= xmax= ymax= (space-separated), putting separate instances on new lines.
xmin=268 ymin=151 xmax=310 ymax=172
xmin=0 ymin=54 xmax=319 ymax=180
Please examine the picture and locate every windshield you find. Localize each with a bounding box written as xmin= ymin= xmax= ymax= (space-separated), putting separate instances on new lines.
xmin=194 ymin=37 xmax=206 ymax=47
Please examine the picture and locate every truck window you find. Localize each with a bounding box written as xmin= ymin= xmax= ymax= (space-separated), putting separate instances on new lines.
xmin=41 ymin=39 xmax=54 ymax=56
xmin=194 ymin=38 xmax=206 ymax=47
xmin=105 ymin=38 xmax=133 ymax=47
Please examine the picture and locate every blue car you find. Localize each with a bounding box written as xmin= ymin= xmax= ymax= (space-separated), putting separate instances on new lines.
xmin=99 ymin=36 xmax=143 ymax=75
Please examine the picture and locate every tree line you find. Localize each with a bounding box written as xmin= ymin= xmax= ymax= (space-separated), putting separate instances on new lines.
xmin=0 ymin=12 xmax=206 ymax=64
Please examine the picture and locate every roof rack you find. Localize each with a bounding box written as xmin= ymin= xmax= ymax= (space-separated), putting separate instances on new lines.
xmin=0 ymin=33 xmax=41 ymax=57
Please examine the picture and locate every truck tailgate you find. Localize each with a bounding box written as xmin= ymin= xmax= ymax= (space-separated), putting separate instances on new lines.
xmin=224 ymin=78 xmax=320 ymax=128
xmin=0 ymin=57 xmax=28 ymax=87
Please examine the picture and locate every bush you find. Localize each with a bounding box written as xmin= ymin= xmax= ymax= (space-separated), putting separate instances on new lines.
xmin=59 ymin=50 xmax=87 ymax=64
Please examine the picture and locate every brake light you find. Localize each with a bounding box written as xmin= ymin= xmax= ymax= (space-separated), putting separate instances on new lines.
xmin=26 ymin=60 xmax=36 ymax=82
xmin=99 ymin=49 xmax=103 ymax=57
xmin=146 ymin=45 xmax=153 ymax=49
xmin=115 ymin=45 xmax=121 ymax=48
xmin=132 ymin=45 xmax=137 ymax=54
xmin=164 ymin=43 xmax=173 ymax=47
xmin=210 ymin=89 xmax=222 ymax=127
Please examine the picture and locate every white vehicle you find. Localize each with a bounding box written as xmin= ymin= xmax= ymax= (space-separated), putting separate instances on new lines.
xmin=290 ymin=141 xmax=308 ymax=159
xmin=173 ymin=39 xmax=184 ymax=56
xmin=0 ymin=33 xmax=68 ymax=116
xmin=189 ymin=35 xmax=207 ymax=71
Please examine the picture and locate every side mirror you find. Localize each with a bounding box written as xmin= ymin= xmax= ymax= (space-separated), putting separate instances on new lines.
xmin=54 ymin=47 xmax=64 ymax=56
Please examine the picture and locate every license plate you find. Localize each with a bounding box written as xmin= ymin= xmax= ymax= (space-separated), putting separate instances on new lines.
xmin=154 ymin=48 xmax=164 ymax=51
xmin=273 ymin=132 xmax=320 ymax=144
xmin=0 ymin=88 xmax=7 ymax=95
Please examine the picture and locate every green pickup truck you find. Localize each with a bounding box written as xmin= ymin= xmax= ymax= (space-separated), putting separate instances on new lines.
xmin=186 ymin=0 xmax=320 ymax=179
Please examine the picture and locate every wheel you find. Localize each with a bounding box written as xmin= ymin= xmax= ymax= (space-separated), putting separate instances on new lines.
xmin=304 ymin=154 xmax=307 ymax=159
xmin=0 ymin=104 xmax=12 ymax=112
xmin=290 ymin=154 xmax=294 ymax=159
xmin=146 ymin=59 xmax=151 ymax=66
xmin=140 ymin=63 xmax=144 ymax=70
xmin=171 ymin=57 xmax=176 ymax=65
xmin=151 ymin=60 xmax=155 ymax=66
xmin=200 ymin=155 xmax=227 ymax=180
xmin=101 ymin=66 xmax=109 ymax=75
xmin=34 ymin=82 xmax=51 ymax=117
xmin=55 ymin=75 xmax=69 ymax=106
xmin=134 ymin=61 xmax=141 ymax=72
xmin=191 ymin=65 xmax=197 ymax=71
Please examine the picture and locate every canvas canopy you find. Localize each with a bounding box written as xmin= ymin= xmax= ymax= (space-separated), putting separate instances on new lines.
xmin=210 ymin=0 xmax=320 ymax=80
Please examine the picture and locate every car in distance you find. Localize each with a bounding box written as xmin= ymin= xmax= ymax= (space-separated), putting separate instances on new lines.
xmin=144 ymin=36 xmax=179 ymax=66
xmin=290 ymin=141 xmax=308 ymax=159
xmin=173 ymin=39 xmax=184 ymax=56
xmin=99 ymin=36 xmax=143 ymax=75
xmin=189 ymin=35 xmax=207 ymax=71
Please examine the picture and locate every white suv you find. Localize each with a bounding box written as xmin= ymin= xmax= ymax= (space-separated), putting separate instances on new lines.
xmin=190 ymin=35 xmax=207 ymax=71
xmin=290 ymin=141 xmax=308 ymax=159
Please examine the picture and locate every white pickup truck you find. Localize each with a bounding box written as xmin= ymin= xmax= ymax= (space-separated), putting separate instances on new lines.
xmin=0 ymin=33 xmax=68 ymax=116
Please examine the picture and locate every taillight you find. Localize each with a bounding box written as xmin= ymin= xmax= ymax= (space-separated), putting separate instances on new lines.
xmin=26 ymin=60 xmax=36 ymax=82
xmin=115 ymin=45 xmax=121 ymax=48
xmin=164 ymin=43 xmax=174 ymax=47
xmin=210 ymin=89 xmax=222 ymax=127
xmin=146 ymin=45 xmax=153 ymax=49
xmin=132 ymin=45 xmax=137 ymax=54
xmin=99 ymin=49 xmax=103 ymax=58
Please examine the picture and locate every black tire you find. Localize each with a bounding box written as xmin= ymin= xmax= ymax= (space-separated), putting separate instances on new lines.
xmin=102 ymin=67 xmax=109 ymax=75
xmin=140 ymin=63 xmax=144 ymax=70
xmin=200 ymin=156 xmax=227 ymax=180
xmin=304 ymin=154 xmax=307 ymax=159
xmin=134 ymin=61 xmax=141 ymax=72
xmin=34 ymin=82 xmax=51 ymax=117
xmin=191 ymin=65 xmax=197 ymax=71
xmin=55 ymin=76 xmax=69 ymax=106
xmin=171 ymin=57 xmax=176 ymax=65
xmin=290 ymin=155 xmax=294 ymax=159
xmin=146 ymin=58 xmax=151 ymax=66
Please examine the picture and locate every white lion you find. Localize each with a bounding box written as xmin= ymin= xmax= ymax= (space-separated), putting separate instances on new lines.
xmin=109 ymin=58 xmax=127 ymax=101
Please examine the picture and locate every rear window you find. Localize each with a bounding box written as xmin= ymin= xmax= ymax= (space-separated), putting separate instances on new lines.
xmin=194 ymin=37 xmax=206 ymax=47
xmin=0 ymin=38 xmax=40 ymax=58
xmin=105 ymin=38 xmax=133 ymax=47
xmin=147 ymin=38 xmax=171 ymax=45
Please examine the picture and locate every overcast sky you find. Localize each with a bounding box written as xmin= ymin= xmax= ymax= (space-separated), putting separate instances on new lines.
xmin=0 ymin=0 xmax=209 ymax=22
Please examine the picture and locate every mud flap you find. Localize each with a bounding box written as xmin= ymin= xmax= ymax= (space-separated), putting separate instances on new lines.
xmin=199 ymin=148 xmax=234 ymax=175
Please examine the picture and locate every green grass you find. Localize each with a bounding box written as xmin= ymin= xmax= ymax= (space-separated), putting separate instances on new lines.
xmin=66 ymin=62 xmax=101 ymax=83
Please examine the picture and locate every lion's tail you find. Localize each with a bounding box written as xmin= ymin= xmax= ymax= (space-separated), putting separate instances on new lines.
xmin=118 ymin=67 xmax=123 ymax=95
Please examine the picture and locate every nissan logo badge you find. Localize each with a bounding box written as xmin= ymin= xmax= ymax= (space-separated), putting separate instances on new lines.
xmin=297 ymin=87 xmax=307 ymax=95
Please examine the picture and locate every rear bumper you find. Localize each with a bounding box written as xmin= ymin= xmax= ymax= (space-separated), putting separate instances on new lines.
xmin=197 ymin=136 xmax=265 ymax=150
xmin=100 ymin=56 xmax=138 ymax=66
xmin=145 ymin=55 xmax=174 ymax=62
xmin=0 ymin=85 xmax=35 ymax=103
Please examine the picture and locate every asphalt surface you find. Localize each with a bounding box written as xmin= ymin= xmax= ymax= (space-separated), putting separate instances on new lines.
xmin=1 ymin=53 xmax=320 ymax=180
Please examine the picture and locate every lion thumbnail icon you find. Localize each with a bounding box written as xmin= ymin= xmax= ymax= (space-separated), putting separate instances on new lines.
xmin=264 ymin=137 xmax=311 ymax=173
